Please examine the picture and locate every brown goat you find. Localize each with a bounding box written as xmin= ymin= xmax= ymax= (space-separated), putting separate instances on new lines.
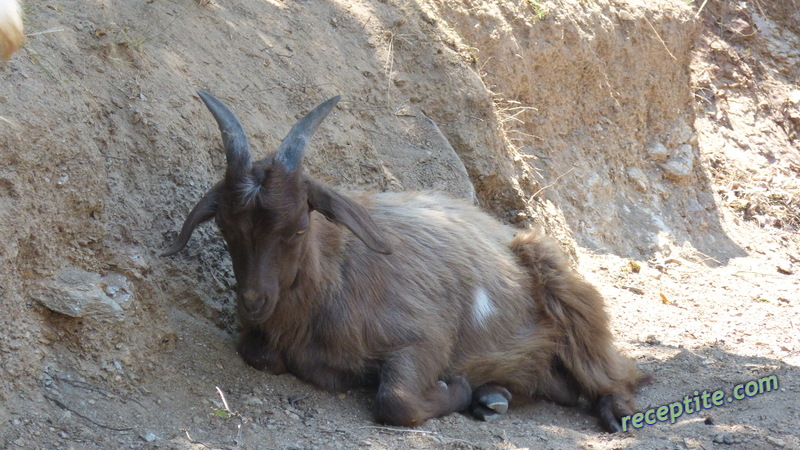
xmin=0 ymin=0 xmax=23 ymax=60
xmin=163 ymin=91 xmax=649 ymax=431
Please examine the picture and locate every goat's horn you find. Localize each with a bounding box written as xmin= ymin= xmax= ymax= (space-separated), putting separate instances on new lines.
xmin=197 ymin=90 xmax=252 ymax=175
xmin=275 ymin=96 xmax=341 ymax=172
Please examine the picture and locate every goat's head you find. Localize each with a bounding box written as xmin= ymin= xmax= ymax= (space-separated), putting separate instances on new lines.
xmin=163 ymin=91 xmax=392 ymax=323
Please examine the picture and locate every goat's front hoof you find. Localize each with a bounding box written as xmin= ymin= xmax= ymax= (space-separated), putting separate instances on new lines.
xmin=470 ymin=384 xmax=512 ymax=421
xmin=237 ymin=331 xmax=287 ymax=374
xmin=481 ymin=392 xmax=510 ymax=414
xmin=472 ymin=407 xmax=503 ymax=422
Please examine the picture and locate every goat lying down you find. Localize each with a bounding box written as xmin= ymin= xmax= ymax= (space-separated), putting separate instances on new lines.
xmin=163 ymin=91 xmax=649 ymax=431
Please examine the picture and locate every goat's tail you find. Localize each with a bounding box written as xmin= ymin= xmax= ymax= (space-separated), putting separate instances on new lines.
xmin=0 ymin=0 xmax=23 ymax=60
xmin=510 ymin=229 xmax=649 ymax=407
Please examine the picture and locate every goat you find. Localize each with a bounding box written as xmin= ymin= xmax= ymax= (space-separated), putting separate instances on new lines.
xmin=163 ymin=90 xmax=649 ymax=431
xmin=0 ymin=0 xmax=22 ymax=60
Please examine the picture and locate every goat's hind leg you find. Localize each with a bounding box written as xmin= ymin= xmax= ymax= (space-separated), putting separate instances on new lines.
xmin=510 ymin=229 xmax=648 ymax=432
xmin=595 ymin=393 xmax=635 ymax=432
xmin=542 ymin=362 xmax=581 ymax=407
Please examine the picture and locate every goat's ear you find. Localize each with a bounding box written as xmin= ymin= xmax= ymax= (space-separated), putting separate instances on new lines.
xmin=306 ymin=179 xmax=393 ymax=255
xmin=161 ymin=182 xmax=222 ymax=257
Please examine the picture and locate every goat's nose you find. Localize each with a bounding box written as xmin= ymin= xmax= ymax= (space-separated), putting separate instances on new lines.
xmin=239 ymin=289 xmax=265 ymax=313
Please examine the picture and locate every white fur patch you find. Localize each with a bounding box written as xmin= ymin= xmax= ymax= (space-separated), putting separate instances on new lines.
xmin=0 ymin=0 xmax=23 ymax=60
xmin=472 ymin=286 xmax=496 ymax=328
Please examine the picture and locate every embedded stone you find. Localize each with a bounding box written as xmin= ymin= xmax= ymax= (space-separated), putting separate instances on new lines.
xmin=31 ymin=268 xmax=133 ymax=322
xmin=648 ymin=142 xmax=669 ymax=162
xmin=661 ymin=144 xmax=695 ymax=180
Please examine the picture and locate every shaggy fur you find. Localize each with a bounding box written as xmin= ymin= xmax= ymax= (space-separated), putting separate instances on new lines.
xmin=164 ymin=91 xmax=649 ymax=431
xmin=0 ymin=0 xmax=22 ymax=60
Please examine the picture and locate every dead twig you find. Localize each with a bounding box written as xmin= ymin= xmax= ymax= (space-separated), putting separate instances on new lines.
xmin=44 ymin=394 xmax=133 ymax=432
xmin=644 ymin=16 xmax=677 ymax=61
xmin=288 ymin=393 xmax=310 ymax=407
xmin=530 ymin=167 xmax=575 ymax=199
xmin=25 ymin=27 xmax=65 ymax=37
xmin=695 ymin=0 xmax=710 ymax=18
xmin=622 ymin=285 xmax=646 ymax=295
xmin=215 ymin=386 xmax=232 ymax=413
xmin=0 ymin=116 xmax=19 ymax=127
xmin=45 ymin=372 xmax=146 ymax=408
xmin=182 ymin=429 xmax=213 ymax=449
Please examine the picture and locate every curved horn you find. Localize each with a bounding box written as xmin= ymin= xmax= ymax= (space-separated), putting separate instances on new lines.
xmin=197 ymin=90 xmax=252 ymax=176
xmin=275 ymin=96 xmax=341 ymax=172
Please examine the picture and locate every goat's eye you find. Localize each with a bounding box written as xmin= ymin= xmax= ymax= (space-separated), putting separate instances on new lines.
xmin=296 ymin=229 xmax=307 ymax=236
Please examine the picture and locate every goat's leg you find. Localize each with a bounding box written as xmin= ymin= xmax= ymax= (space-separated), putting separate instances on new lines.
xmin=470 ymin=384 xmax=512 ymax=422
xmin=511 ymin=229 xmax=649 ymax=432
xmin=543 ymin=276 xmax=644 ymax=432
xmin=595 ymin=393 xmax=635 ymax=432
xmin=542 ymin=363 xmax=581 ymax=407
xmin=374 ymin=350 xmax=471 ymax=427
xmin=237 ymin=327 xmax=287 ymax=374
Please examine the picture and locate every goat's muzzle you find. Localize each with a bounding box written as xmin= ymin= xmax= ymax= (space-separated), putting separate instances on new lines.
xmin=237 ymin=289 xmax=276 ymax=323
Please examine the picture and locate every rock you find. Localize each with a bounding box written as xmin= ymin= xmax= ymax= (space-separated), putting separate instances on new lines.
xmin=126 ymin=252 xmax=150 ymax=273
xmin=244 ymin=396 xmax=264 ymax=406
xmin=618 ymin=10 xmax=635 ymax=22
xmin=660 ymin=144 xmax=694 ymax=180
xmin=765 ymin=436 xmax=786 ymax=448
xmin=726 ymin=18 xmax=754 ymax=37
xmin=374 ymin=113 xmax=475 ymax=202
xmin=788 ymin=90 xmax=800 ymax=105
xmin=645 ymin=335 xmax=661 ymax=345
xmin=661 ymin=158 xmax=692 ymax=179
xmin=141 ymin=432 xmax=157 ymax=443
xmin=30 ymin=268 xmax=133 ymax=322
xmin=677 ymin=125 xmax=694 ymax=145
xmin=647 ymin=141 xmax=669 ymax=162
xmin=713 ymin=433 xmax=735 ymax=445
xmin=392 ymin=73 xmax=409 ymax=87
xmin=626 ymin=167 xmax=648 ymax=192
xmin=776 ymin=261 xmax=794 ymax=275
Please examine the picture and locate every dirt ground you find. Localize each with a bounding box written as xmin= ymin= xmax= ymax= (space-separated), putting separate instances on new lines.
xmin=1 ymin=0 xmax=798 ymax=448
